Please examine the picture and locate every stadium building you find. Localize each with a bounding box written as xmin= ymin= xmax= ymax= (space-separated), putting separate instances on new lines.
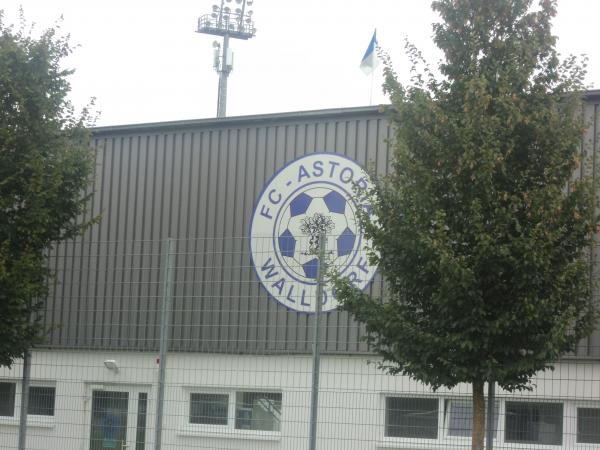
xmin=1 ymin=96 xmax=600 ymax=450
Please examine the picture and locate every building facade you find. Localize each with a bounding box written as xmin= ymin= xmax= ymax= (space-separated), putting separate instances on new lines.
xmin=1 ymin=97 xmax=600 ymax=450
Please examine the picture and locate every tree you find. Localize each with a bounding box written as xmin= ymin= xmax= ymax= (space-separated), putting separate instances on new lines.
xmin=0 ymin=12 xmax=96 ymax=367
xmin=333 ymin=1 xmax=598 ymax=450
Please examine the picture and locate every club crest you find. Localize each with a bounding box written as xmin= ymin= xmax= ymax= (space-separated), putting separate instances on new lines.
xmin=250 ymin=153 xmax=377 ymax=313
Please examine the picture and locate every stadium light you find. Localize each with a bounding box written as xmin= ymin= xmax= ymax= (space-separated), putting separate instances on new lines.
xmin=197 ymin=0 xmax=257 ymax=118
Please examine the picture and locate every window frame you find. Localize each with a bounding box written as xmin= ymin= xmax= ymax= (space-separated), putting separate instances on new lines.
xmin=233 ymin=390 xmax=282 ymax=432
xmin=570 ymin=401 xmax=600 ymax=448
xmin=0 ymin=381 xmax=17 ymax=419
xmin=381 ymin=395 xmax=501 ymax=446
xmin=27 ymin=385 xmax=56 ymax=417
xmin=189 ymin=392 xmax=229 ymax=426
xmin=379 ymin=395 xmax=586 ymax=450
xmin=381 ymin=394 xmax=444 ymax=445
xmin=442 ymin=398 xmax=500 ymax=441
xmin=0 ymin=379 xmax=56 ymax=428
xmin=504 ymin=400 xmax=564 ymax=446
xmin=181 ymin=387 xmax=283 ymax=440
xmin=384 ymin=395 xmax=440 ymax=440
xmin=575 ymin=406 xmax=600 ymax=445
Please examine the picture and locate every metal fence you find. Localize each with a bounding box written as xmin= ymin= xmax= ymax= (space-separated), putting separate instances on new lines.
xmin=0 ymin=236 xmax=599 ymax=450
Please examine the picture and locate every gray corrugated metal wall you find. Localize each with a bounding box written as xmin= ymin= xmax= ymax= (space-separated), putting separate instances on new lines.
xmin=44 ymin=107 xmax=390 ymax=354
xmin=42 ymin=100 xmax=600 ymax=358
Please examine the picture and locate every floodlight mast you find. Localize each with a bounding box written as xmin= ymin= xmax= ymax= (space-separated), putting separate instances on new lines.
xmin=197 ymin=0 xmax=256 ymax=118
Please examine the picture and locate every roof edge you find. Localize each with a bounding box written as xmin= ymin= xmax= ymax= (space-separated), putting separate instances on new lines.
xmin=585 ymin=88 xmax=600 ymax=100
xmin=91 ymin=105 xmax=386 ymax=135
xmin=91 ymin=89 xmax=600 ymax=135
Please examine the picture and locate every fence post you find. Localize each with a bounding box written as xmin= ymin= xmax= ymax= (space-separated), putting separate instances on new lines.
xmin=154 ymin=237 xmax=174 ymax=450
xmin=17 ymin=350 xmax=31 ymax=450
xmin=309 ymin=231 xmax=326 ymax=450
xmin=486 ymin=381 xmax=495 ymax=450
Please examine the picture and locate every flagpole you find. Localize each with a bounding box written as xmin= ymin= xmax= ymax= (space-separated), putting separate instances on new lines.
xmin=360 ymin=29 xmax=378 ymax=106
xmin=369 ymin=71 xmax=374 ymax=106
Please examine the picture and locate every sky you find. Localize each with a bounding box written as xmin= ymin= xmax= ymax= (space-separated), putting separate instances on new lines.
xmin=2 ymin=0 xmax=599 ymax=127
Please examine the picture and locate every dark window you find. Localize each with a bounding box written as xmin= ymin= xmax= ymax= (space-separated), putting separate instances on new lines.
xmin=190 ymin=393 xmax=228 ymax=425
xmin=444 ymin=399 xmax=498 ymax=438
xmin=28 ymin=386 xmax=55 ymax=416
xmin=136 ymin=393 xmax=148 ymax=450
xmin=577 ymin=407 xmax=600 ymax=444
xmin=386 ymin=397 xmax=438 ymax=439
xmin=235 ymin=392 xmax=282 ymax=431
xmin=0 ymin=382 xmax=16 ymax=417
xmin=505 ymin=402 xmax=562 ymax=445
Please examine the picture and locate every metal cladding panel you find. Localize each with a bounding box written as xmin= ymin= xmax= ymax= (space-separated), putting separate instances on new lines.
xmin=42 ymin=100 xmax=600 ymax=359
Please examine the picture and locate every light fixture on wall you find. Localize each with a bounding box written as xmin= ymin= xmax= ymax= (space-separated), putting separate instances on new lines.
xmin=103 ymin=360 xmax=119 ymax=373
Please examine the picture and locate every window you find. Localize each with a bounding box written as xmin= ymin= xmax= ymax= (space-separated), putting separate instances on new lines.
xmin=577 ymin=407 xmax=600 ymax=444
xmin=505 ymin=402 xmax=562 ymax=445
xmin=385 ymin=397 xmax=438 ymax=439
xmin=190 ymin=393 xmax=228 ymax=425
xmin=444 ymin=399 xmax=498 ymax=438
xmin=136 ymin=393 xmax=148 ymax=450
xmin=0 ymin=382 xmax=16 ymax=417
xmin=28 ymin=386 xmax=55 ymax=416
xmin=235 ymin=392 xmax=281 ymax=432
xmin=187 ymin=390 xmax=282 ymax=433
xmin=0 ymin=383 xmax=55 ymax=418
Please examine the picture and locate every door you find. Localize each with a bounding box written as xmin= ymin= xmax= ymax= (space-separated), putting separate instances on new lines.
xmin=88 ymin=389 xmax=149 ymax=450
xmin=90 ymin=391 xmax=128 ymax=450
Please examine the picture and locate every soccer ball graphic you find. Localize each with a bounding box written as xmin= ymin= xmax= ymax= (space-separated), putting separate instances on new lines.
xmin=275 ymin=186 xmax=359 ymax=283
xmin=250 ymin=153 xmax=378 ymax=313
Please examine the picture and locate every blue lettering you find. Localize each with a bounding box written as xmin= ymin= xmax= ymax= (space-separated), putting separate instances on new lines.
xmin=272 ymin=278 xmax=285 ymax=295
xmin=300 ymin=289 xmax=311 ymax=306
xmin=322 ymin=289 xmax=328 ymax=305
xmin=357 ymin=257 xmax=369 ymax=274
xmin=298 ymin=164 xmax=310 ymax=182
xmin=286 ymin=285 xmax=296 ymax=303
xmin=356 ymin=177 xmax=368 ymax=191
xmin=260 ymin=205 xmax=272 ymax=220
xmin=347 ymin=271 xmax=362 ymax=287
xmin=312 ymin=160 xmax=324 ymax=177
xmin=260 ymin=257 xmax=279 ymax=279
xmin=340 ymin=167 xmax=354 ymax=183
xmin=328 ymin=160 xmax=340 ymax=177
xmin=268 ymin=189 xmax=282 ymax=205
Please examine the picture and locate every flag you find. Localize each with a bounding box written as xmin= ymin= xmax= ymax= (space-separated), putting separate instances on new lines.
xmin=360 ymin=30 xmax=378 ymax=75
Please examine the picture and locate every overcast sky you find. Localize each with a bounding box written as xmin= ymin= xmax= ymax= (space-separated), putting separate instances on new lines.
xmin=2 ymin=0 xmax=598 ymax=126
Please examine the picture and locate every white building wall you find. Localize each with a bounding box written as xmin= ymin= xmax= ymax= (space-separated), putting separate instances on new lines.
xmin=0 ymin=350 xmax=599 ymax=450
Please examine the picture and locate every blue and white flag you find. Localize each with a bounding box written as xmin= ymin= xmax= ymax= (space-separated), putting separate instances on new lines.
xmin=360 ymin=30 xmax=378 ymax=75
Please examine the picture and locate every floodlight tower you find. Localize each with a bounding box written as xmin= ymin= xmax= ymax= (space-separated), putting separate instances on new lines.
xmin=197 ymin=0 xmax=257 ymax=118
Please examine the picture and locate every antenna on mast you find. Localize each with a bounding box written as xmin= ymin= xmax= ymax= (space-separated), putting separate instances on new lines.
xmin=197 ymin=0 xmax=257 ymax=118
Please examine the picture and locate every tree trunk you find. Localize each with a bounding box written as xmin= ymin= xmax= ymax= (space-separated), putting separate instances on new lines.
xmin=472 ymin=380 xmax=486 ymax=450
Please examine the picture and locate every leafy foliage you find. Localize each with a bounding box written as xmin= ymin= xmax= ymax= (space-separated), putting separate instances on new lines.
xmin=334 ymin=0 xmax=598 ymax=428
xmin=0 ymin=12 xmax=96 ymax=367
xmin=301 ymin=212 xmax=334 ymax=254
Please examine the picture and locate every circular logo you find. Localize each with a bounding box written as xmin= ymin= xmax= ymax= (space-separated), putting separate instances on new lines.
xmin=250 ymin=153 xmax=377 ymax=313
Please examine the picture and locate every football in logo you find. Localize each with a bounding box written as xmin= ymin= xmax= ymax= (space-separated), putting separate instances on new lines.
xmin=250 ymin=153 xmax=377 ymax=313
xmin=276 ymin=186 xmax=358 ymax=282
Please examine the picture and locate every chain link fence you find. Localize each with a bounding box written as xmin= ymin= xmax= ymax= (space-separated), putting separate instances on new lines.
xmin=0 ymin=236 xmax=599 ymax=450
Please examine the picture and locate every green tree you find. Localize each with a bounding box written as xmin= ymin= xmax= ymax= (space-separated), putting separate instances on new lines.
xmin=0 ymin=12 xmax=96 ymax=367
xmin=334 ymin=1 xmax=598 ymax=449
